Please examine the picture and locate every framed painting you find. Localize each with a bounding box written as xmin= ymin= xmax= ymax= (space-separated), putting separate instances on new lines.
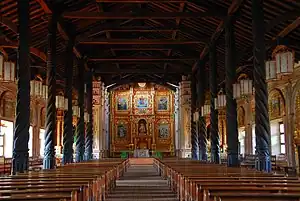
xmin=136 ymin=96 xmax=148 ymax=109
xmin=116 ymin=96 xmax=128 ymax=111
xmin=157 ymin=96 xmax=168 ymax=111
xmin=158 ymin=123 xmax=169 ymax=139
xmin=116 ymin=123 xmax=127 ymax=138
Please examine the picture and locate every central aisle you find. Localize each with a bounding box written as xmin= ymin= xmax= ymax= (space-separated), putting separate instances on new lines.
xmin=106 ymin=164 xmax=179 ymax=201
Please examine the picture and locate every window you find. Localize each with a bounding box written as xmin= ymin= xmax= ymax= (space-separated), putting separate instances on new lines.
xmin=1 ymin=120 xmax=13 ymax=158
xmin=39 ymin=129 xmax=45 ymax=157
xmin=29 ymin=126 xmax=33 ymax=157
xmin=238 ymin=130 xmax=245 ymax=156
xmin=279 ymin=122 xmax=285 ymax=154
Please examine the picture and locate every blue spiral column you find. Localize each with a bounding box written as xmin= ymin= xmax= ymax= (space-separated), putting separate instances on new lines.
xmin=75 ymin=60 xmax=85 ymax=162
xmin=12 ymin=0 xmax=30 ymax=174
xmin=62 ymin=38 xmax=74 ymax=165
xmin=84 ymin=71 xmax=94 ymax=161
xmin=252 ymin=0 xmax=271 ymax=172
xmin=196 ymin=62 xmax=208 ymax=161
xmin=209 ymin=42 xmax=220 ymax=164
xmin=43 ymin=13 xmax=58 ymax=170
xmin=225 ymin=17 xmax=239 ymax=167
xmin=191 ymin=74 xmax=199 ymax=160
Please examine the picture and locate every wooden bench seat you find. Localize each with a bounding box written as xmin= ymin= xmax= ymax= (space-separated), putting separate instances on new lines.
xmin=0 ymin=158 xmax=128 ymax=201
xmin=154 ymin=158 xmax=300 ymax=201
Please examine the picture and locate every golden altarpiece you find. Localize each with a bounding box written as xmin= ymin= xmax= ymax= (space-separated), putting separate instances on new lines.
xmin=109 ymin=83 xmax=175 ymax=157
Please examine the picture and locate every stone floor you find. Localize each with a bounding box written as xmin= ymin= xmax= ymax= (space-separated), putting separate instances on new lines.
xmin=106 ymin=164 xmax=179 ymax=201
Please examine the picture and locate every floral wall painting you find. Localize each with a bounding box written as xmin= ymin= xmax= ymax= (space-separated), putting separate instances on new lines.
xmin=117 ymin=123 xmax=127 ymax=138
xmin=117 ymin=97 xmax=128 ymax=111
xmin=136 ymin=96 xmax=148 ymax=109
xmin=158 ymin=123 xmax=169 ymax=138
xmin=158 ymin=96 xmax=168 ymax=111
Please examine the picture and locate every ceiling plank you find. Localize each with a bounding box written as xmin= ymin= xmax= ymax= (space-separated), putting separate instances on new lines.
xmin=63 ymin=11 xmax=226 ymax=20
xmin=78 ymin=39 xmax=204 ymax=45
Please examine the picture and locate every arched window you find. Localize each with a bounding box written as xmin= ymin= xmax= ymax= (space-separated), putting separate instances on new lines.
xmin=1 ymin=91 xmax=15 ymax=119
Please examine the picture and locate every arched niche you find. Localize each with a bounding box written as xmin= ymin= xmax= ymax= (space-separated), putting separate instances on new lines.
xmin=0 ymin=91 xmax=16 ymax=119
xmin=40 ymin=107 xmax=46 ymax=128
xmin=237 ymin=106 xmax=246 ymax=128
xmin=268 ymin=88 xmax=285 ymax=120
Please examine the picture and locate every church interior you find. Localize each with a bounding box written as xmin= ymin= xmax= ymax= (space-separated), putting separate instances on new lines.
xmin=1 ymin=0 xmax=300 ymax=200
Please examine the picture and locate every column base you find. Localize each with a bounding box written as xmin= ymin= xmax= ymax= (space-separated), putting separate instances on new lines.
xmin=75 ymin=152 xmax=84 ymax=162
xmin=191 ymin=147 xmax=199 ymax=160
xmin=199 ymin=149 xmax=208 ymax=161
xmin=227 ymin=153 xmax=240 ymax=167
xmin=12 ymin=151 xmax=29 ymax=174
xmin=255 ymin=153 xmax=271 ymax=172
xmin=210 ymin=150 xmax=220 ymax=164
xmin=43 ymin=155 xmax=55 ymax=169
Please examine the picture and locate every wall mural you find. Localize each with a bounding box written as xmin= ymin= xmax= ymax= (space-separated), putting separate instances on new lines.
xmin=110 ymin=83 xmax=174 ymax=156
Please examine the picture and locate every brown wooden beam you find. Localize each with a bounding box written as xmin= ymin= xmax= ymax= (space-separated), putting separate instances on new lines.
xmin=192 ymin=0 xmax=244 ymax=71
xmin=89 ymin=56 xmax=198 ymax=62
xmin=0 ymin=15 xmax=18 ymax=33
xmin=112 ymin=48 xmax=169 ymax=51
xmin=78 ymin=39 xmax=203 ymax=45
xmin=35 ymin=0 xmax=83 ymax=60
xmin=96 ymin=0 xmax=186 ymax=2
xmin=98 ymin=26 xmax=178 ymax=32
xmin=0 ymin=39 xmax=47 ymax=61
xmin=94 ymin=67 xmax=189 ymax=74
xmin=63 ymin=11 xmax=226 ymax=20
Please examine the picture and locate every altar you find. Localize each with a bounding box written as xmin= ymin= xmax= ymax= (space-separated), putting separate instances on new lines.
xmin=134 ymin=149 xmax=150 ymax=158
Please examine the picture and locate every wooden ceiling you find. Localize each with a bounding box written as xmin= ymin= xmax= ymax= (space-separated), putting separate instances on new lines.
xmin=0 ymin=0 xmax=300 ymax=88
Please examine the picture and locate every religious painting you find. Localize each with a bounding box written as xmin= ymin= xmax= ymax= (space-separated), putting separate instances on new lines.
xmin=269 ymin=89 xmax=285 ymax=120
xmin=117 ymin=123 xmax=127 ymax=138
xmin=158 ymin=123 xmax=169 ymax=138
xmin=138 ymin=119 xmax=147 ymax=136
xmin=136 ymin=96 xmax=148 ymax=109
xmin=117 ymin=96 xmax=128 ymax=111
xmin=157 ymin=96 xmax=168 ymax=111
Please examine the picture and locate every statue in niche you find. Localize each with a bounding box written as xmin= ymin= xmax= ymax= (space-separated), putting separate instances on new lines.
xmin=138 ymin=119 xmax=147 ymax=135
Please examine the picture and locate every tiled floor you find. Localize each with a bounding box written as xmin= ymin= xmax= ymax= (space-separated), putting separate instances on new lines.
xmin=106 ymin=165 xmax=179 ymax=201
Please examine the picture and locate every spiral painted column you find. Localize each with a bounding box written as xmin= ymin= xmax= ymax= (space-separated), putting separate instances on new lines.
xmin=197 ymin=62 xmax=208 ymax=161
xmin=84 ymin=72 xmax=93 ymax=160
xmin=62 ymin=39 xmax=74 ymax=165
xmin=43 ymin=13 xmax=58 ymax=170
xmin=191 ymin=74 xmax=199 ymax=160
xmin=75 ymin=60 xmax=85 ymax=162
xmin=225 ymin=17 xmax=239 ymax=167
xmin=209 ymin=43 xmax=220 ymax=164
xmin=252 ymin=0 xmax=271 ymax=172
xmin=12 ymin=0 xmax=30 ymax=174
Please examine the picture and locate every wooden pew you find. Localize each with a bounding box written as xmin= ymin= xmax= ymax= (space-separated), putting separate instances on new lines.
xmin=155 ymin=158 xmax=300 ymax=201
xmin=0 ymin=158 xmax=128 ymax=201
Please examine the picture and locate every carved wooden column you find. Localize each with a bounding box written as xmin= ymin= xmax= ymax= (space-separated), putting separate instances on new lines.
xmin=252 ymin=0 xmax=271 ymax=172
xmin=209 ymin=42 xmax=220 ymax=164
xmin=62 ymin=38 xmax=74 ymax=165
xmin=191 ymin=74 xmax=199 ymax=159
xmin=225 ymin=17 xmax=239 ymax=167
xmin=197 ymin=61 xmax=207 ymax=161
xmin=75 ymin=59 xmax=85 ymax=162
xmin=12 ymin=0 xmax=31 ymax=174
xmin=179 ymin=76 xmax=192 ymax=158
xmin=84 ymin=71 xmax=93 ymax=160
xmin=43 ymin=12 xmax=58 ymax=169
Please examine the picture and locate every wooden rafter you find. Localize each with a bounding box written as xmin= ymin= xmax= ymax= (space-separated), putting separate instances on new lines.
xmin=192 ymin=0 xmax=244 ymax=71
xmin=89 ymin=56 xmax=198 ymax=62
xmin=78 ymin=39 xmax=203 ymax=45
xmin=96 ymin=0 xmax=187 ymax=2
xmin=63 ymin=11 xmax=226 ymax=20
xmin=94 ymin=67 xmax=189 ymax=74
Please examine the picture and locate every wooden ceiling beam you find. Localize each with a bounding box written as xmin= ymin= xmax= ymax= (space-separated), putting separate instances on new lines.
xmin=35 ymin=0 xmax=83 ymax=60
xmin=192 ymin=0 xmax=244 ymax=71
xmin=63 ymin=11 xmax=226 ymax=20
xmin=94 ymin=67 xmax=189 ymax=74
xmin=96 ymin=0 xmax=187 ymax=2
xmin=89 ymin=56 xmax=197 ymax=62
xmin=0 ymin=38 xmax=47 ymax=62
xmin=78 ymin=39 xmax=203 ymax=45
xmin=0 ymin=15 xmax=18 ymax=33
